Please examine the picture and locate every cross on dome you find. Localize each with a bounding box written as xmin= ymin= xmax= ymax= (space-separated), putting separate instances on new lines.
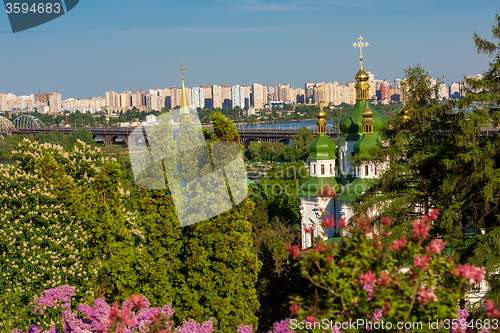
xmin=179 ymin=62 xmax=186 ymax=80
xmin=352 ymin=35 xmax=369 ymax=60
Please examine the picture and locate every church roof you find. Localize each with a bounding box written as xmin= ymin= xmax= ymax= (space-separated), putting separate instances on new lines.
xmin=308 ymin=134 xmax=336 ymax=160
xmin=298 ymin=176 xmax=339 ymax=198
xmin=336 ymin=178 xmax=369 ymax=202
xmin=338 ymin=100 xmax=386 ymax=143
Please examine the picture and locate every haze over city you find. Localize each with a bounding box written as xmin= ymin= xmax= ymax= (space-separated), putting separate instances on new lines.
xmin=1 ymin=0 xmax=498 ymax=99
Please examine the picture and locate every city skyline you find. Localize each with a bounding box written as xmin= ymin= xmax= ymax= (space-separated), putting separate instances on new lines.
xmin=1 ymin=0 xmax=498 ymax=99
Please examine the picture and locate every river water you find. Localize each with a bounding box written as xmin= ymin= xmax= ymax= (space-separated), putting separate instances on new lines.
xmin=236 ymin=120 xmax=336 ymax=131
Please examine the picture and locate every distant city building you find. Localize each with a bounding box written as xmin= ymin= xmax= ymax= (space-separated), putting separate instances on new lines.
xmin=251 ymin=83 xmax=264 ymax=110
xmin=105 ymin=91 xmax=116 ymax=107
xmin=48 ymin=92 xmax=62 ymax=114
xmin=231 ymin=85 xmax=245 ymax=109
xmin=191 ymin=86 xmax=205 ymax=108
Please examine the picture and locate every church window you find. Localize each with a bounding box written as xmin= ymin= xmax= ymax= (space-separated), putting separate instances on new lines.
xmin=374 ymin=165 xmax=377 ymax=175
xmin=321 ymin=164 xmax=325 ymax=175
xmin=313 ymin=164 xmax=315 ymax=174
xmin=365 ymin=165 xmax=369 ymax=176
xmin=330 ymin=164 xmax=333 ymax=174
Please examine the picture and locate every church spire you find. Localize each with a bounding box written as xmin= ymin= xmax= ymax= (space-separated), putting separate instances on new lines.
xmin=353 ymin=35 xmax=370 ymax=101
xmin=315 ymin=84 xmax=327 ymax=134
xmin=179 ymin=62 xmax=189 ymax=109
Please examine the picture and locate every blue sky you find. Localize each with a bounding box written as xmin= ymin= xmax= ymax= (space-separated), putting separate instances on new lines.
xmin=0 ymin=0 xmax=498 ymax=99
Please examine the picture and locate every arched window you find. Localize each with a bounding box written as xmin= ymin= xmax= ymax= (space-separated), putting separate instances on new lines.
xmin=321 ymin=164 xmax=325 ymax=175
xmin=330 ymin=164 xmax=333 ymax=174
xmin=312 ymin=164 xmax=315 ymax=174
xmin=374 ymin=165 xmax=377 ymax=175
xmin=365 ymin=165 xmax=369 ymax=176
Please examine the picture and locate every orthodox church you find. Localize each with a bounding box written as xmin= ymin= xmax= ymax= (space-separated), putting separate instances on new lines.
xmin=298 ymin=37 xmax=387 ymax=249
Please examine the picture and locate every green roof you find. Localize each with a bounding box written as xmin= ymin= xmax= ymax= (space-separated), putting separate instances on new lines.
xmin=308 ymin=134 xmax=336 ymax=160
xmin=353 ymin=132 xmax=379 ymax=154
xmin=338 ymin=100 xmax=386 ymax=142
xmin=298 ymin=176 xmax=339 ymax=197
xmin=336 ymin=178 xmax=369 ymax=202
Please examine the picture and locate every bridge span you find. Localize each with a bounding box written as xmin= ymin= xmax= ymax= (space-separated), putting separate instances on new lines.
xmin=10 ymin=126 xmax=342 ymax=148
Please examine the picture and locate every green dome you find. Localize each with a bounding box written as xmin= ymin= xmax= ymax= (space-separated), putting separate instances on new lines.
xmin=339 ymin=100 xmax=386 ymax=142
xmin=353 ymin=132 xmax=379 ymax=154
xmin=308 ymin=134 xmax=336 ymax=160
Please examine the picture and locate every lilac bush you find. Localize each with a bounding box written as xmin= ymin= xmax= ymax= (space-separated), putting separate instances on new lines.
xmin=11 ymin=287 xmax=213 ymax=333
xmin=11 ymin=286 xmax=298 ymax=333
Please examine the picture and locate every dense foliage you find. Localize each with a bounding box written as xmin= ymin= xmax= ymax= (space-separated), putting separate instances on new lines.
xmin=289 ymin=206 xmax=491 ymax=332
xmin=355 ymin=13 xmax=500 ymax=306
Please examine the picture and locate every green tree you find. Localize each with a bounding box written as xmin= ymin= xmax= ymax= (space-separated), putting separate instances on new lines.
xmin=453 ymin=12 xmax=500 ymax=302
xmin=357 ymin=57 xmax=500 ymax=306
xmin=291 ymin=126 xmax=313 ymax=160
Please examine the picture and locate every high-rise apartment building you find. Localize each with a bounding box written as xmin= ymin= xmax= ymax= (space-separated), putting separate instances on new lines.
xmin=212 ymin=85 xmax=222 ymax=109
xmin=231 ymin=85 xmax=245 ymax=108
xmin=48 ymin=92 xmax=62 ymax=114
xmin=105 ymin=91 xmax=116 ymax=107
xmin=251 ymin=83 xmax=264 ymax=110
xmin=191 ymin=86 xmax=205 ymax=108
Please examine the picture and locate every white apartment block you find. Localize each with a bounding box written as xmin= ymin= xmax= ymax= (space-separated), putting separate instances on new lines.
xmin=231 ymin=85 xmax=245 ymax=108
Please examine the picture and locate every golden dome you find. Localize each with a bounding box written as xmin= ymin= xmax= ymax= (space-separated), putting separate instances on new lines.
xmin=355 ymin=66 xmax=369 ymax=82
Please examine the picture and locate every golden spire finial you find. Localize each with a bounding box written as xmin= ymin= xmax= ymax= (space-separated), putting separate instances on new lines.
xmin=315 ymin=84 xmax=327 ymax=135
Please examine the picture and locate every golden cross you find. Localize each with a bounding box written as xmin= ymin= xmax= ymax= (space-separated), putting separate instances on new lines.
xmin=352 ymin=35 xmax=369 ymax=59
xmin=179 ymin=62 xmax=186 ymax=79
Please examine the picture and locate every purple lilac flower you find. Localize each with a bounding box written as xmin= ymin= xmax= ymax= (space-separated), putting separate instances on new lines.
xmin=449 ymin=308 xmax=469 ymax=333
xmin=174 ymin=317 xmax=214 ymax=333
xmin=267 ymin=319 xmax=294 ymax=333
xmin=33 ymin=286 xmax=76 ymax=315
xmin=237 ymin=324 xmax=253 ymax=333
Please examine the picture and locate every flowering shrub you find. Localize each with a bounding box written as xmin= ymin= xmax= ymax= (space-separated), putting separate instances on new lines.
xmin=0 ymin=139 xmax=139 ymax=330
xmin=10 ymin=286 xmax=294 ymax=333
xmin=0 ymin=141 xmax=93 ymax=329
xmin=286 ymin=195 xmax=492 ymax=332
xmin=10 ymin=286 xmax=213 ymax=333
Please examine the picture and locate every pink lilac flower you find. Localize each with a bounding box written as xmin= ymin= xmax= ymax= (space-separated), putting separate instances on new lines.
xmin=358 ymin=270 xmax=376 ymax=287
xmin=426 ymin=239 xmax=446 ymax=254
xmin=414 ymin=254 xmax=430 ymax=270
xmin=380 ymin=216 xmax=391 ymax=226
xmin=338 ymin=217 xmax=347 ymax=228
xmin=378 ymin=272 xmax=390 ymax=287
xmin=412 ymin=218 xmax=430 ymax=240
xmin=286 ymin=243 xmax=301 ymax=259
xmin=486 ymin=300 xmax=500 ymax=318
xmin=454 ymin=264 xmax=484 ymax=284
xmin=390 ymin=236 xmax=407 ymax=251
xmin=289 ymin=302 xmax=300 ymax=315
xmin=322 ymin=215 xmax=335 ymax=228
xmin=416 ymin=285 xmax=437 ymax=307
